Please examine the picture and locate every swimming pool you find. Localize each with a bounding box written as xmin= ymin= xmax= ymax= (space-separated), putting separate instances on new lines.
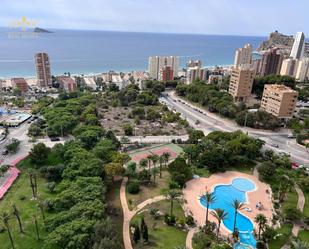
xmin=199 ymin=178 xmax=256 ymax=248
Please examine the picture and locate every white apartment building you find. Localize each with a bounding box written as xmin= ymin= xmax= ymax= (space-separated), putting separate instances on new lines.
xmin=148 ymin=56 xmax=179 ymax=80
xmin=280 ymin=58 xmax=299 ymax=77
xmin=296 ymin=58 xmax=309 ymax=82
xmin=234 ymin=44 xmax=253 ymax=68
xmin=290 ymin=32 xmax=305 ymax=60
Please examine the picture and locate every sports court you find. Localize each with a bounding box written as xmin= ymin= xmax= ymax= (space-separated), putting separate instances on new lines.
xmin=129 ymin=143 xmax=183 ymax=164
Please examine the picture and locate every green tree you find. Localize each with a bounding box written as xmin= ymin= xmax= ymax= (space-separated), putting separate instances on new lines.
xmin=104 ymin=162 xmax=124 ymax=182
xmin=30 ymin=143 xmax=50 ymax=166
xmin=254 ymin=214 xmax=267 ymax=239
xmin=12 ymin=204 xmax=23 ymax=233
xmin=165 ymin=189 xmax=182 ymax=216
xmin=202 ymin=191 xmax=216 ymax=225
xmin=231 ymin=199 xmax=245 ymax=233
xmin=211 ymin=208 xmax=228 ymax=242
xmin=5 ymin=139 xmax=20 ymax=154
xmin=0 ymin=211 xmax=15 ymax=249
xmin=92 ymin=217 xmax=122 ymax=249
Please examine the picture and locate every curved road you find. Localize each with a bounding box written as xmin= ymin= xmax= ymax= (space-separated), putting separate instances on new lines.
xmin=160 ymin=92 xmax=309 ymax=166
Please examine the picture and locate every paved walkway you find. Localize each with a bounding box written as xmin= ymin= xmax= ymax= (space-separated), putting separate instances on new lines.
xmin=186 ymin=227 xmax=198 ymax=249
xmin=120 ymin=176 xmax=166 ymax=249
xmin=291 ymin=186 xmax=305 ymax=236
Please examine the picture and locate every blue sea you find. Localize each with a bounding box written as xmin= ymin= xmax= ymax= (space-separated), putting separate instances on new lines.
xmin=0 ymin=28 xmax=265 ymax=78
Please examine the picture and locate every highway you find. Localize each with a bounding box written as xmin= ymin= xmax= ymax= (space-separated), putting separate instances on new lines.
xmin=159 ymin=91 xmax=309 ymax=166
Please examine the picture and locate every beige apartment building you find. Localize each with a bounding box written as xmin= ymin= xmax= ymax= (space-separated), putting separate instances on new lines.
xmin=260 ymin=84 xmax=298 ymax=119
xmin=228 ymin=67 xmax=255 ymax=102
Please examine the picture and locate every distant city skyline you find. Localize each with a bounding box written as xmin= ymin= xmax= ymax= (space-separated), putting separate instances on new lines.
xmin=0 ymin=0 xmax=308 ymax=36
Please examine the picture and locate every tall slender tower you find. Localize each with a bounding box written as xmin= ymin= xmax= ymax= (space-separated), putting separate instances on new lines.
xmin=35 ymin=52 xmax=52 ymax=87
xmin=290 ymin=32 xmax=305 ymax=59
xmin=234 ymin=44 xmax=253 ymax=68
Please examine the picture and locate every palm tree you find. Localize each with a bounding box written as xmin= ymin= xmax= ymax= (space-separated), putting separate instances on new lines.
xmin=163 ymin=152 xmax=171 ymax=167
xmin=0 ymin=211 xmax=15 ymax=249
xmin=12 ymin=204 xmax=24 ymax=233
xmin=165 ymin=189 xmax=182 ymax=216
xmin=255 ymin=214 xmax=267 ymax=240
xmin=37 ymin=200 xmax=46 ymax=225
xmin=150 ymin=155 xmax=159 ymax=183
xmin=159 ymin=155 xmax=164 ymax=178
xmin=231 ymin=199 xmax=245 ymax=233
xmin=291 ymin=240 xmax=309 ymax=249
xmin=201 ymin=191 xmax=216 ymax=225
xmin=211 ymin=208 xmax=228 ymax=242
xmin=33 ymin=215 xmax=40 ymax=240
xmin=278 ymin=175 xmax=294 ymax=203
xmin=147 ymin=155 xmax=153 ymax=174
xmin=139 ymin=158 xmax=148 ymax=170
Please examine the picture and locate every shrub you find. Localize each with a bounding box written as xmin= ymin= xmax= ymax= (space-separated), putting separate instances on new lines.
xmin=127 ymin=181 xmax=140 ymax=194
xmin=169 ymin=180 xmax=179 ymax=189
xmin=256 ymin=240 xmax=267 ymax=249
xmin=283 ymin=207 xmax=303 ymax=221
xmin=192 ymin=231 xmax=212 ymax=249
xmin=46 ymin=181 xmax=56 ymax=193
xmin=186 ymin=215 xmax=195 ymax=226
xmin=164 ymin=214 xmax=176 ymax=226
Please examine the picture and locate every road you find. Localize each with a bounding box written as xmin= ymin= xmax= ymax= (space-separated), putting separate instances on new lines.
xmin=0 ymin=123 xmax=66 ymax=166
xmin=159 ymin=91 xmax=309 ymax=166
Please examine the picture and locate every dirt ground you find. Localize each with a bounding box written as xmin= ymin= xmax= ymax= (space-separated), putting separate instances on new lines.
xmin=99 ymin=106 xmax=187 ymax=136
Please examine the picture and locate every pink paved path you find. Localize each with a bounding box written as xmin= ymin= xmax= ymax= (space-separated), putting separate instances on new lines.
xmin=0 ymin=155 xmax=28 ymax=200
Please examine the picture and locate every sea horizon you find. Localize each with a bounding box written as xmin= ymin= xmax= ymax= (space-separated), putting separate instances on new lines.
xmin=0 ymin=27 xmax=266 ymax=79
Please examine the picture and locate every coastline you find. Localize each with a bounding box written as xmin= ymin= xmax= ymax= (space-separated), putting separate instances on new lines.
xmin=0 ymin=64 xmax=233 ymax=82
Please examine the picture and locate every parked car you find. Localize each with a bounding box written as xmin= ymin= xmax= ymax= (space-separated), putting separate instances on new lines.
xmin=2 ymin=149 xmax=8 ymax=155
xmin=50 ymin=137 xmax=60 ymax=142
xmin=271 ymin=144 xmax=279 ymax=148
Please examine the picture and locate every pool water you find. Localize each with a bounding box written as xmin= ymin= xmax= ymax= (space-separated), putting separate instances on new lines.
xmin=200 ymin=178 xmax=256 ymax=248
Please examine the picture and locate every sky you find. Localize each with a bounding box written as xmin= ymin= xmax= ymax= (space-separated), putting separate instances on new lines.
xmin=0 ymin=0 xmax=308 ymax=36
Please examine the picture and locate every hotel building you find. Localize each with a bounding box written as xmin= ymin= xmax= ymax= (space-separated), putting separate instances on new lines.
xmin=260 ymin=84 xmax=298 ymax=119
xmin=186 ymin=67 xmax=207 ymax=84
xmin=35 ymin=52 xmax=52 ymax=88
xmin=295 ymin=58 xmax=309 ymax=82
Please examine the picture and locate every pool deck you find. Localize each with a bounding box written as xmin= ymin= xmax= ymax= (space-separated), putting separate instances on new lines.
xmin=183 ymin=171 xmax=273 ymax=236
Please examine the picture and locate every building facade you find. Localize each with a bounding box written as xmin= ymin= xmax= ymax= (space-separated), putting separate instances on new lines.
xmin=259 ymin=48 xmax=283 ymax=76
xmin=280 ymin=58 xmax=299 ymax=77
xmin=186 ymin=67 xmax=207 ymax=84
xmin=290 ymin=32 xmax=305 ymax=60
xmin=186 ymin=60 xmax=202 ymax=69
xmin=295 ymin=58 xmax=309 ymax=82
xmin=260 ymin=84 xmax=298 ymax=119
xmin=11 ymin=78 xmax=28 ymax=92
xmin=228 ymin=67 xmax=255 ymax=102
xmin=35 ymin=52 xmax=52 ymax=88
xmin=234 ymin=44 xmax=253 ymax=68
xmin=57 ymin=76 xmax=77 ymax=92
xmin=148 ymin=56 xmax=179 ymax=80
xmin=160 ymin=66 xmax=174 ymax=81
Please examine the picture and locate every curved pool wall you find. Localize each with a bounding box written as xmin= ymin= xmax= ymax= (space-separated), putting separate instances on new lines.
xmin=199 ymin=177 xmax=257 ymax=248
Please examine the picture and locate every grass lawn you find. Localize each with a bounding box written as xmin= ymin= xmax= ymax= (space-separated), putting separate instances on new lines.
xmin=303 ymin=191 xmax=309 ymax=218
xmin=0 ymin=170 xmax=55 ymax=249
xmin=131 ymin=199 xmax=187 ymax=249
xmin=106 ymin=179 xmax=124 ymax=249
xmin=282 ymin=188 xmax=298 ymax=210
xmin=126 ymin=170 xmax=170 ymax=209
xmin=268 ymin=224 xmax=293 ymax=249
xmin=298 ymin=230 xmax=309 ymax=243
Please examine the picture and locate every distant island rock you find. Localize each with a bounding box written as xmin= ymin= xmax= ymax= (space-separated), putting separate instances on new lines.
xmin=34 ymin=27 xmax=53 ymax=33
xmin=257 ymin=31 xmax=309 ymax=56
